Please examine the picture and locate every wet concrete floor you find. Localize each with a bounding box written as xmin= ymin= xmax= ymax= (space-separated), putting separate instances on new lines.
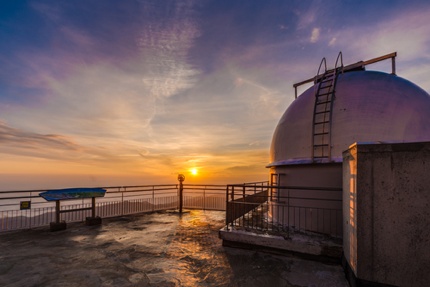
xmin=0 ymin=210 xmax=349 ymax=287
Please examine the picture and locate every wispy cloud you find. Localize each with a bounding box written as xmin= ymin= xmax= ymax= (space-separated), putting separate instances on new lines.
xmin=137 ymin=2 xmax=201 ymax=100
xmin=30 ymin=1 xmax=62 ymax=22
xmin=0 ymin=120 xmax=170 ymax=178
xmin=295 ymin=6 xmax=317 ymax=30
xmin=310 ymin=27 xmax=320 ymax=43
xmin=0 ymin=121 xmax=79 ymax=152
xmin=1 ymin=1 xmax=202 ymax=139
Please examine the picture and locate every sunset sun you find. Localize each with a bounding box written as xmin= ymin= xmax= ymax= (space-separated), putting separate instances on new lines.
xmin=190 ymin=168 xmax=198 ymax=175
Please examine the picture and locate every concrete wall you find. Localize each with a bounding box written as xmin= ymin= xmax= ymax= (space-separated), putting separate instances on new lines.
xmin=269 ymin=163 xmax=342 ymax=188
xmin=269 ymin=163 xmax=343 ymax=237
xmin=343 ymin=142 xmax=430 ymax=287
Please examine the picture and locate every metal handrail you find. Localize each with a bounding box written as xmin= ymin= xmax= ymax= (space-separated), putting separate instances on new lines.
xmin=0 ymin=183 xmax=240 ymax=232
xmin=362 ymin=51 xmax=397 ymax=74
xmin=335 ymin=51 xmax=343 ymax=73
xmin=315 ymin=57 xmax=327 ymax=83
xmin=293 ymin=52 xmax=398 ymax=98
xmin=225 ymin=183 xmax=342 ymax=237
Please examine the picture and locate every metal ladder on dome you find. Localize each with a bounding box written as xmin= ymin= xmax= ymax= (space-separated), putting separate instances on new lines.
xmin=311 ymin=52 xmax=343 ymax=162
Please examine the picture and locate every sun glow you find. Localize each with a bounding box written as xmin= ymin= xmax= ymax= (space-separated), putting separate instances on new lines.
xmin=190 ymin=168 xmax=198 ymax=175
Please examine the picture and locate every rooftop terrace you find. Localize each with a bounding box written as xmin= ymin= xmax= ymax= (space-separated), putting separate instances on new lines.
xmin=0 ymin=209 xmax=348 ymax=287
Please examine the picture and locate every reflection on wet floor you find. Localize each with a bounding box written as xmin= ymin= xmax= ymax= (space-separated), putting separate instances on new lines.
xmin=0 ymin=210 xmax=348 ymax=287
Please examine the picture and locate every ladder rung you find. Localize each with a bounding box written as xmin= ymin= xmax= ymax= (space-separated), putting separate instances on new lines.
xmin=315 ymin=110 xmax=330 ymax=115
xmin=313 ymin=156 xmax=329 ymax=159
xmin=322 ymin=72 xmax=334 ymax=76
xmin=317 ymin=92 xmax=333 ymax=97
xmin=321 ymin=74 xmax=334 ymax=83
xmin=319 ymin=86 xmax=332 ymax=91
xmin=318 ymin=89 xmax=332 ymax=94
xmin=314 ymin=121 xmax=330 ymax=125
xmin=316 ymin=100 xmax=331 ymax=105
xmin=320 ymin=80 xmax=333 ymax=84
xmin=314 ymin=144 xmax=329 ymax=147
xmin=314 ymin=132 xmax=329 ymax=136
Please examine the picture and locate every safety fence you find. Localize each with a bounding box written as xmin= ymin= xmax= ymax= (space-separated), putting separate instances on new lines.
xmin=226 ymin=183 xmax=343 ymax=238
xmin=0 ymin=184 xmax=228 ymax=232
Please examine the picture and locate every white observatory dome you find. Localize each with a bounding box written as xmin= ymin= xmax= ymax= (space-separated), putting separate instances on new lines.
xmin=269 ymin=70 xmax=430 ymax=166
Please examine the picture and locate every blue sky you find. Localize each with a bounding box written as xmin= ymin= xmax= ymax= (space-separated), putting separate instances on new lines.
xmin=1 ymin=0 xmax=430 ymax=189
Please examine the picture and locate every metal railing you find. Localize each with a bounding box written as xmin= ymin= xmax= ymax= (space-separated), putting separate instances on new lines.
xmin=0 ymin=184 xmax=227 ymax=232
xmin=225 ymin=181 xmax=269 ymax=226
xmin=293 ymin=51 xmax=397 ymax=98
xmin=1 ymin=181 xmax=342 ymax=237
xmin=225 ymin=183 xmax=343 ymax=238
xmin=182 ymin=184 xmax=227 ymax=210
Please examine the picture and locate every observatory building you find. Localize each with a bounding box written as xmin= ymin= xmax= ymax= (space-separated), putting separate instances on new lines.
xmin=221 ymin=52 xmax=429 ymax=286
xmin=267 ymin=52 xmax=430 ymax=235
xmin=267 ymin=52 xmax=430 ymax=287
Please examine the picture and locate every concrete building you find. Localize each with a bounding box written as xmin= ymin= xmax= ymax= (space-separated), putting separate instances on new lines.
xmin=343 ymin=142 xmax=430 ymax=287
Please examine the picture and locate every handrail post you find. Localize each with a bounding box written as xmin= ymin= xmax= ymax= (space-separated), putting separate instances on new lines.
xmin=179 ymin=182 xmax=183 ymax=214
xmin=91 ymin=197 xmax=96 ymax=218
xmin=203 ymin=186 xmax=206 ymax=211
xmin=391 ymin=56 xmax=396 ymax=75
xmin=225 ymin=185 xmax=230 ymax=230
xmin=315 ymin=57 xmax=327 ymax=84
xmin=152 ymin=185 xmax=155 ymax=212
xmin=29 ymin=191 xmax=32 ymax=228
xmin=335 ymin=51 xmax=344 ymax=73
xmin=121 ymin=187 xmax=124 ymax=216
xmin=288 ymin=188 xmax=290 ymax=231
xmin=55 ymin=200 xmax=60 ymax=223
